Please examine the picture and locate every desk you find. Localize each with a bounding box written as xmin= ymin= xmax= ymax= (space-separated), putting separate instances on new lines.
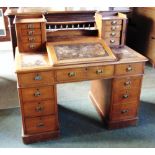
xmin=6 ymin=8 xmax=148 ymax=144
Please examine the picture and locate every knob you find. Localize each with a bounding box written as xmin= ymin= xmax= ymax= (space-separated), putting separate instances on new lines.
xmin=35 ymin=104 xmax=44 ymax=112
xmin=34 ymin=89 xmax=41 ymax=97
xmin=28 ymin=30 xmax=34 ymax=35
xmin=34 ymin=74 xmax=42 ymax=80
xmin=29 ymin=44 xmax=35 ymax=49
xmin=121 ymin=109 xmax=129 ymax=114
xmin=37 ymin=122 xmax=44 ymax=128
xmin=126 ymin=66 xmax=132 ymax=72
xmin=96 ymin=69 xmax=103 ymax=74
xmin=111 ymin=26 xmax=116 ymax=31
xmin=68 ymin=72 xmax=76 ymax=77
xmin=111 ymin=32 xmax=116 ymax=36
xmin=124 ymin=80 xmax=131 ymax=86
xmin=110 ymin=39 xmax=115 ymax=43
xmin=28 ymin=37 xmax=35 ymax=42
xmin=27 ymin=24 xmax=34 ymax=29
xmin=123 ymin=94 xmax=129 ymax=99
xmin=111 ymin=20 xmax=117 ymax=25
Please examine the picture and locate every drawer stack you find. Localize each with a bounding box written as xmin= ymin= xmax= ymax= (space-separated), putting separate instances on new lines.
xmin=17 ymin=71 xmax=59 ymax=143
xmin=107 ymin=62 xmax=144 ymax=129
xmin=95 ymin=12 xmax=127 ymax=47
xmin=15 ymin=15 xmax=46 ymax=53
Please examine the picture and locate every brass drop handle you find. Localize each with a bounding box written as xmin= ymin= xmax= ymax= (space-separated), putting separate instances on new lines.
xmin=96 ymin=69 xmax=103 ymax=74
xmin=27 ymin=24 xmax=34 ymax=29
xmin=35 ymin=104 xmax=44 ymax=112
xmin=28 ymin=37 xmax=35 ymax=42
xmin=121 ymin=109 xmax=129 ymax=114
xmin=126 ymin=66 xmax=132 ymax=72
xmin=34 ymin=74 xmax=42 ymax=80
xmin=29 ymin=44 xmax=35 ymax=49
xmin=111 ymin=20 xmax=117 ymax=25
xmin=123 ymin=94 xmax=129 ymax=99
xmin=37 ymin=122 xmax=45 ymax=128
xmin=34 ymin=89 xmax=41 ymax=97
xmin=124 ymin=80 xmax=131 ymax=86
xmin=28 ymin=30 xmax=34 ymax=35
xmin=68 ymin=72 xmax=76 ymax=77
xmin=111 ymin=26 xmax=116 ymax=31
xmin=111 ymin=32 xmax=116 ymax=36
xmin=110 ymin=39 xmax=115 ymax=43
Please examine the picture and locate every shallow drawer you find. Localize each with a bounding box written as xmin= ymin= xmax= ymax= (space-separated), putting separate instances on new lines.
xmin=21 ymin=23 xmax=41 ymax=29
xmin=113 ymin=76 xmax=142 ymax=90
xmin=112 ymin=88 xmax=140 ymax=104
xmin=104 ymin=25 xmax=122 ymax=32
xmin=22 ymin=43 xmax=42 ymax=52
xmin=25 ymin=115 xmax=58 ymax=134
xmin=22 ymin=29 xmax=42 ymax=36
xmin=21 ymin=35 xmax=42 ymax=43
xmin=104 ymin=20 xmax=122 ymax=26
xmin=115 ymin=63 xmax=144 ymax=76
xmin=23 ymin=99 xmax=55 ymax=117
xmin=18 ymin=71 xmax=54 ymax=87
xmin=21 ymin=86 xmax=54 ymax=102
xmin=87 ymin=65 xmax=114 ymax=79
xmin=105 ymin=37 xmax=120 ymax=46
xmin=104 ymin=31 xmax=121 ymax=38
xmin=56 ymin=68 xmax=86 ymax=83
xmin=110 ymin=103 xmax=137 ymax=121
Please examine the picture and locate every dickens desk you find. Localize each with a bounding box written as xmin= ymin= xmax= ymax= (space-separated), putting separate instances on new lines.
xmin=5 ymin=8 xmax=147 ymax=144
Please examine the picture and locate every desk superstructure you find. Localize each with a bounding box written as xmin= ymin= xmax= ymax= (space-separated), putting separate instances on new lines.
xmin=6 ymin=8 xmax=147 ymax=144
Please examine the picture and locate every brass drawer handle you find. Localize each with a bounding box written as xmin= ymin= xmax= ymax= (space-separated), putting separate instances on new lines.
xmin=111 ymin=32 xmax=116 ymax=36
xmin=111 ymin=26 xmax=116 ymax=31
xmin=96 ymin=69 xmax=103 ymax=74
xmin=28 ymin=30 xmax=34 ymax=35
xmin=121 ymin=109 xmax=129 ymax=114
xmin=124 ymin=80 xmax=131 ymax=86
xmin=29 ymin=44 xmax=35 ymax=49
xmin=34 ymin=74 xmax=42 ymax=80
xmin=27 ymin=24 xmax=34 ymax=29
xmin=34 ymin=89 xmax=41 ymax=97
xmin=111 ymin=20 xmax=117 ymax=25
xmin=37 ymin=122 xmax=45 ymax=128
xmin=35 ymin=104 xmax=44 ymax=112
xmin=110 ymin=39 xmax=115 ymax=43
xmin=126 ymin=66 xmax=133 ymax=72
xmin=123 ymin=94 xmax=129 ymax=99
xmin=68 ymin=72 xmax=76 ymax=77
xmin=28 ymin=37 xmax=35 ymax=42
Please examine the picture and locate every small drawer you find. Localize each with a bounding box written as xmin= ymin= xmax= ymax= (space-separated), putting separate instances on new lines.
xmin=110 ymin=103 xmax=137 ymax=121
xmin=115 ymin=63 xmax=144 ymax=76
xmin=21 ymin=86 xmax=54 ymax=102
xmin=23 ymin=99 xmax=55 ymax=117
xmin=56 ymin=68 xmax=86 ymax=83
xmin=22 ymin=43 xmax=42 ymax=52
xmin=87 ymin=65 xmax=114 ymax=79
xmin=112 ymin=88 xmax=140 ymax=104
xmin=21 ymin=23 xmax=41 ymax=29
xmin=104 ymin=20 xmax=122 ymax=26
xmin=105 ymin=37 xmax=120 ymax=46
xmin=18 ymin=71 xmax=54 ymax=87
xmin=25 ymin=115 xmax=58 ymax=134
xmin=21 ymin=35 xmax=42 ymax=43
xmin=22 ymin=29 xmax=42 ymax=36
xmin=104 ymin=31 xmax=121 ymax=38
xmin=113 ymin=76 xmax=142 ymax=90
xmin=104 ymin=25 xmax=122 ymax=32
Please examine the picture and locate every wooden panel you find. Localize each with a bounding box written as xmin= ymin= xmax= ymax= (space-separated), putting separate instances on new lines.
xmin=21 ymin=29 xmax=42 ymax=36
xmin=18 ymin=71 xmax=54 ymax=87
xmin=25 ymin=115 xmax=58 ymax=134
xmin=113 ymin=76 xmax=142 ymax=90
xmin=110 ymin=103 xmax=137 ymax=121
xmin=104 ymin=20 xmax=122 ymax=26
xmin=21 ymin=86 xmax=54 ymax=102
xmin=21 ymin=35 xmax=42 ymax=43
xmin=87 ymin=65 xmax=114 ymax=79
xmin=115 ymin=63 xmax=144 ymax=76
xmin=105 ymin=37 xmax=120 ymax=46
xmin=56 ymin=68 xmax=86 ymax=82
xmin=104 ymin=25 xmax=122 ymax=32
xmin=23 ymin=99 xmax=55 ymax=117
xmin=21 ymin=23 xmax=41 ymax=29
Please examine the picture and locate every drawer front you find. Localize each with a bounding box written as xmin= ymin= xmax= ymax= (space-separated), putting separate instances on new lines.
xmin=22 ymin=29 xmax=42 ymax=36
xmin=21 ymin=86 xmax=54 ymax=102
xmin=25 ymin=115 xmax=58 ymax=134
xmin=21 ymin=35 xmax=42 ymax=43
xmin=23 ymin=99 xmax=55 ymax=117
xmin=56 ymin=68 xmax=86 ymax=82
xmin=115 ymin=63 xmax=144 ymax=76
xmin=105 ymin=37 xmax=120 ymax=46
xmin=21 ymin=23 xmax=41 ymax=29
xmin=110 ymin=103 xmax=137 ymax=121
xmin=87 ymin=65 xmax=114 ymax=79
xmin=104 ymin=31 xmax=121 ymax=38
xmin=104 ymin=20 xmax=122 ymax=26
xmin=22 ymin=43 xmax=42 ymax=52
xmin=113 ymin=76 xmax=142 ymax=90
xmin=18 ymin=71 xmax=54 ymax=87
xmin=112 ymin=88 xmax=140 ymax=104
xmin=104 ymin=25 xmax=122 ymax=32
